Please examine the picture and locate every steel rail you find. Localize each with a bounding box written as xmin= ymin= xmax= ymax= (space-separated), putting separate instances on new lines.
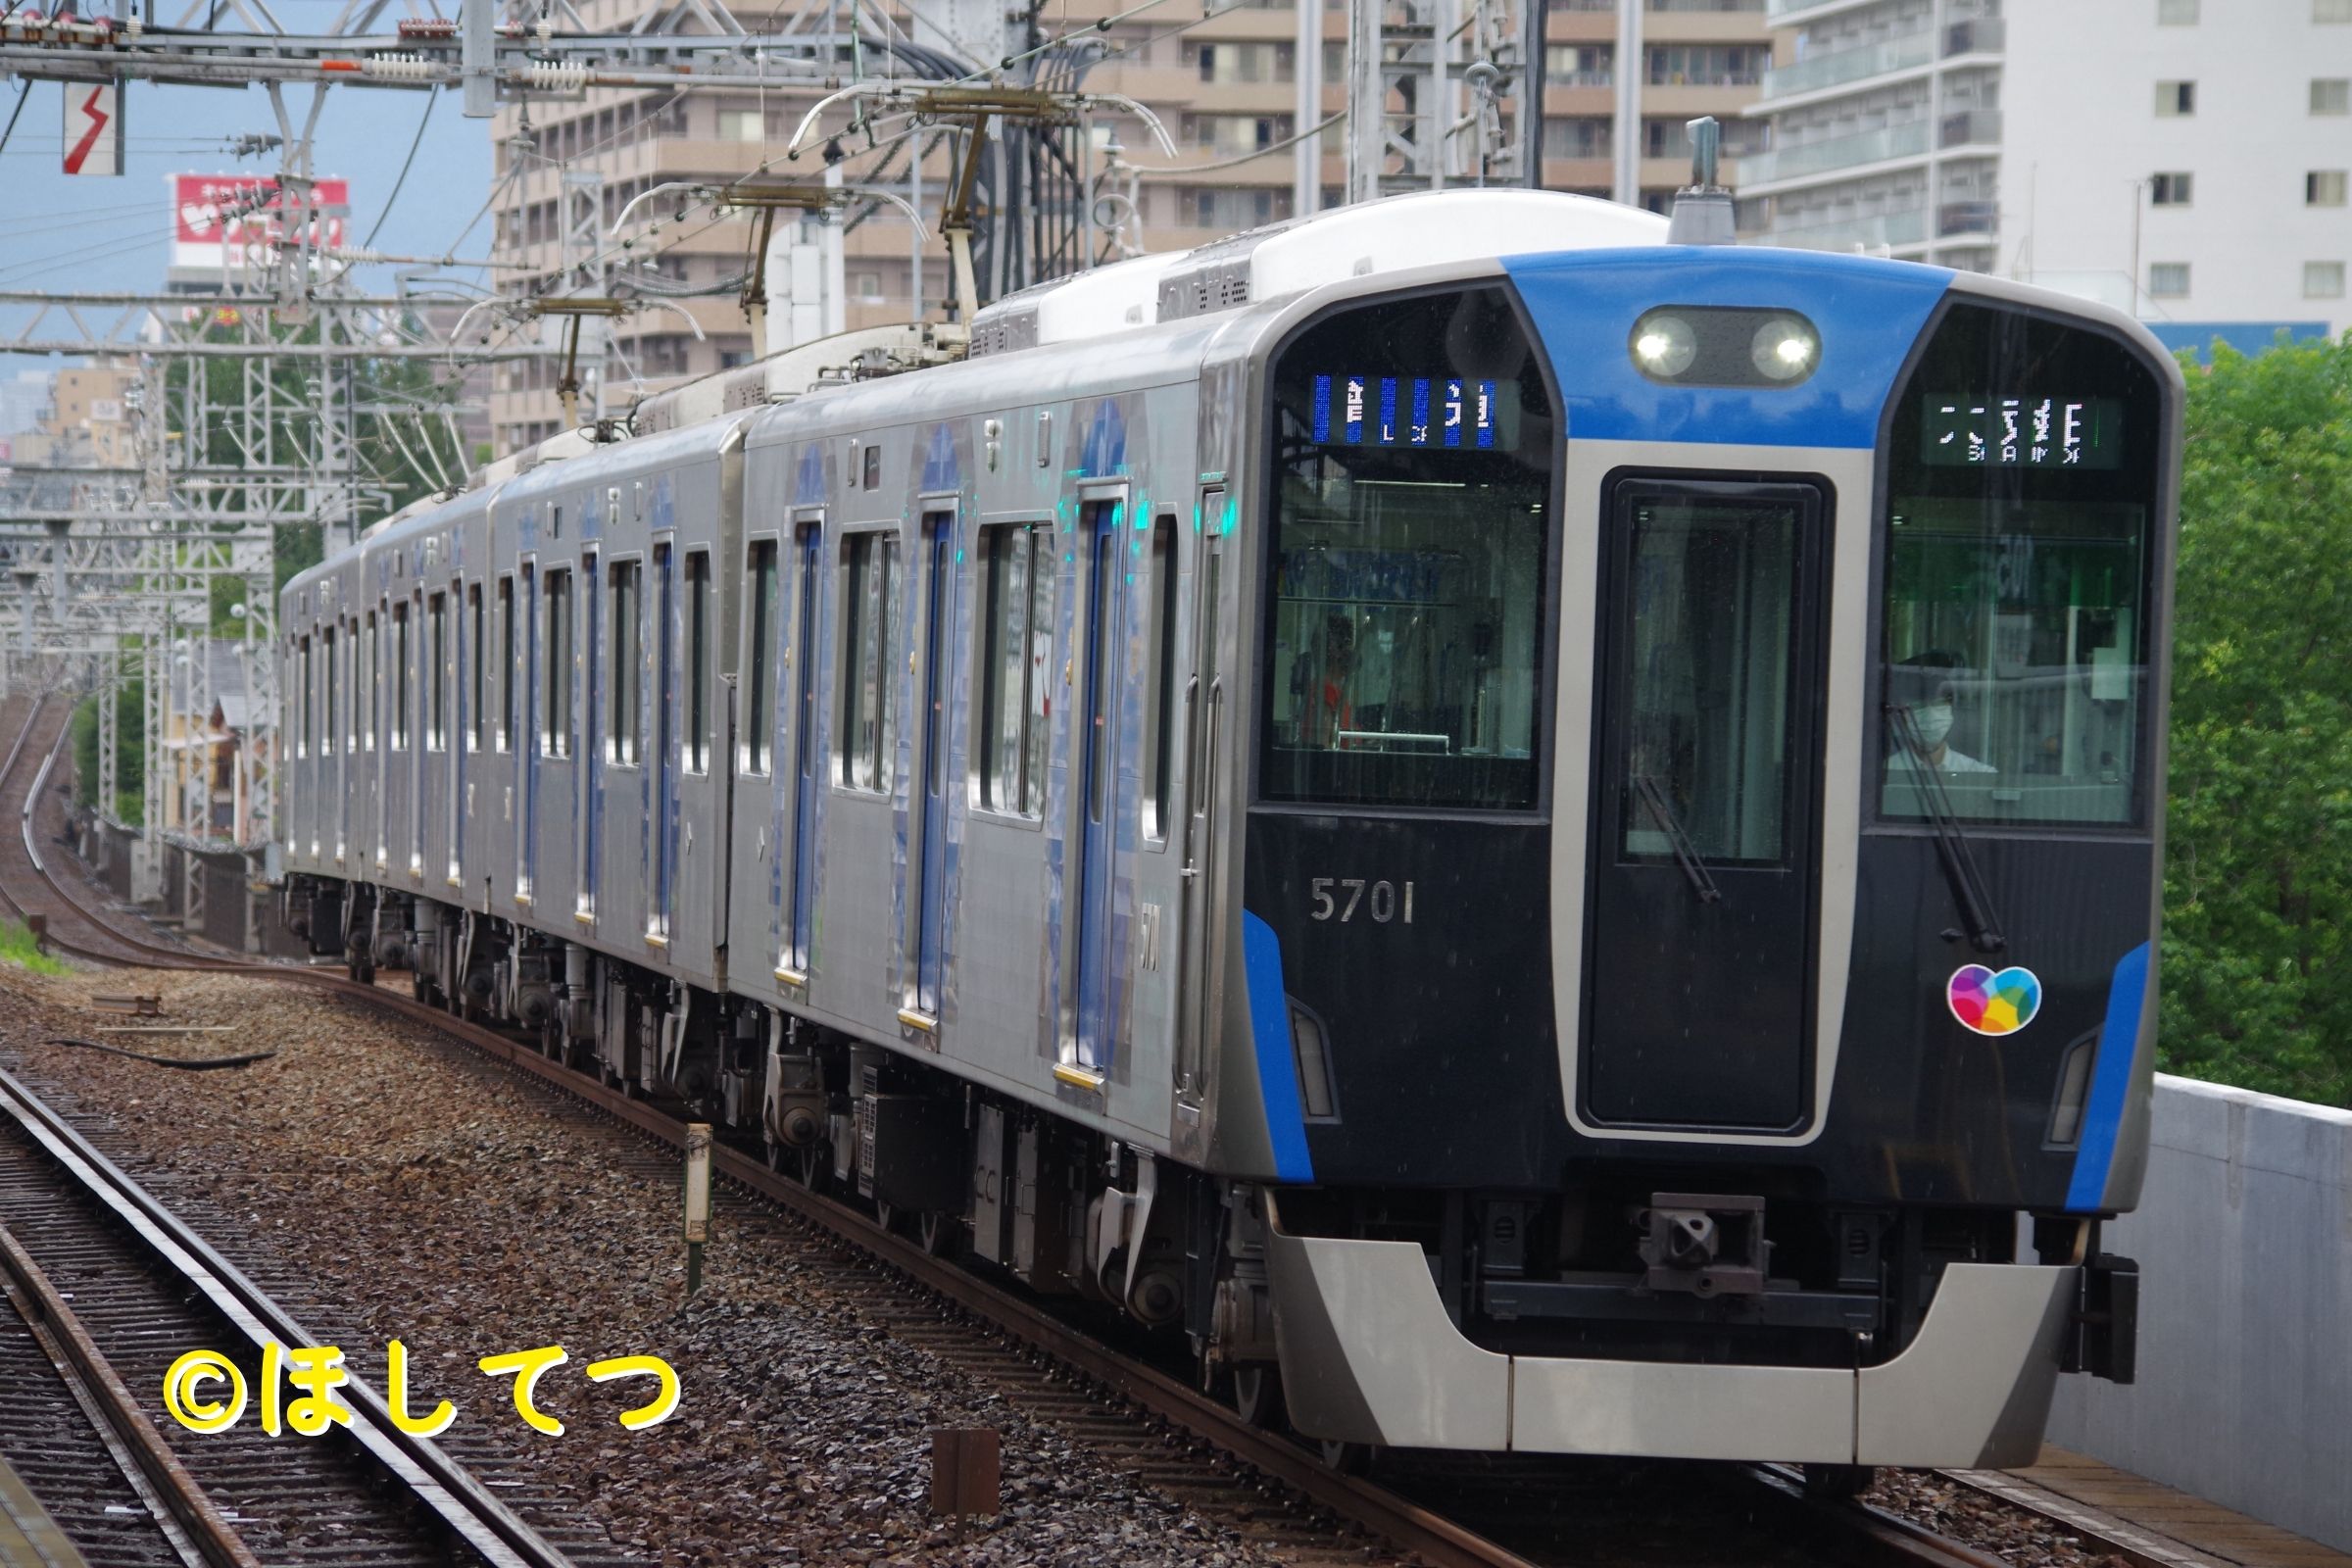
xmin=1742 ymin=1464 xmax=2018 ymax=1568
xmin=0 ymin=1220 xmax=264 ymax=1568
xmin=0 ymin=1066 xmax=579 ymax=1568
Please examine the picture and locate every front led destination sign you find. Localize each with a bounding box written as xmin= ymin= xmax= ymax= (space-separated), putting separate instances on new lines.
xmin=1311 ymin=374 xmax=1500 ymax=449
xmin=1922 ymin=395 xmax=2123 ymax=469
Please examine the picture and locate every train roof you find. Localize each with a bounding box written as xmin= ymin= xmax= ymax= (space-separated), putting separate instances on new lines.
xmin=967 ymin=189 xmax=1668 ymax=360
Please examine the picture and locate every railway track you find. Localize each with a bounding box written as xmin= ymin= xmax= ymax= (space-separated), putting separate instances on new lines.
xmin=0 ymin=1067 xmax=604 ymax=1568
xmin=0 ymin=688 xmax=2096 ymax=1568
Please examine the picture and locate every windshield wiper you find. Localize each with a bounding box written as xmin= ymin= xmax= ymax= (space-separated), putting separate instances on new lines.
xmin=1886 ymin=705 xmax=2006 ymax=954
xmin=1633 ymin=774 xmax=1723 ymax=905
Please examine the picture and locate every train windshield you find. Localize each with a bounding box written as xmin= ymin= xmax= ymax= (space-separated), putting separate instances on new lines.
xmin=1879 ymin=303 xmax=2168 ymax=828
xmin=1258 ymin=286 xmax=1556 ymax=811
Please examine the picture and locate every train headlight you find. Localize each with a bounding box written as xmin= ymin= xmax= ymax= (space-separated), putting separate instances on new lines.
xmin=1751 ymin=316 xmax=1820 ymax=381
xmin=1630 ymin=312 xmax=1699 ymax=378
xmin=1628 ymin=306 xmax=1823 ymax=388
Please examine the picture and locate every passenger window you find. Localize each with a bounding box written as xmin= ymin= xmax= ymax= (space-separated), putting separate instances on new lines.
xmin=427 ymin=591 xmax=447 ymax=753
xmin=685 ymin=550 xmax=710 ymax=774
xmin=543 ymin=568 xmax=572 ymax=759
xmin=1147 ymin=514 xmax=1179 ymax=839
xmin=321 ymin=628 xmax=336 ymax=758
xmin=299 ymin=636 xmax=313 ymax=758
xmin=746 ymin=539 xmax=778 ymax=774
xmin=392 ymin=600 xmax=412 ymax=751
xmin=975 ymin=521 xmax=1053 ymax=816
xmin=468 ymin=583 xmax=485 ymax=752
xmin=610 ymin=558 xmax=641 ymax=764
xmin=497 ymin=575 xmax=514 ymax=753
xmin=839 ymin=531 xmax=900 ymax=792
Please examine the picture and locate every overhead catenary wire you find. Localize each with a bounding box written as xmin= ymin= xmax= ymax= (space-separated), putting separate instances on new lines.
xmin=361 ymin=83 xmax=438 ymax=250
xmin=0 ymin=81 xmax=28 ymax=161
xmin=1128 ymin=109 xmax=1345 ymax=174
xmin=0 ymin=220 xmax=190 ymax=286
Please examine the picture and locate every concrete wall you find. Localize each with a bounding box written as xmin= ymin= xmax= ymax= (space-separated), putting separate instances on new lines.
xmin=2046 ymin=1073 xmax=2352 ymax=1551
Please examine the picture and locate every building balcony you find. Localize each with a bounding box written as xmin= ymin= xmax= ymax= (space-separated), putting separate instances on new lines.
xmin=1737 ymin=118 xmax=1928 ymax=188
xmin=1941 ymin=15 xmax=2004 ymax=57
xmin=1939 ymin=108 xmax=2001 ymax=149
xmin=1759 ymin=29 xmax=1934 ymax=99
xmin=1766 ymin=0 xmax=1883 ymax=23
xmin=1752 ymin=206 xmax=1928 ymax=252
xmin=1937 ymin=199 xmax=1998 ymax=238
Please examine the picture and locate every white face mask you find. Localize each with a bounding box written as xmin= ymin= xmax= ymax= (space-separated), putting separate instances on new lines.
xmin=1913 ymin=702 xmax=1954 ymax=750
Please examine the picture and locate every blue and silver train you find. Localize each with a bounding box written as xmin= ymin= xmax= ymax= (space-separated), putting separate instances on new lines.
xmin=277 ymin=187 xmax=2178 ymax=1474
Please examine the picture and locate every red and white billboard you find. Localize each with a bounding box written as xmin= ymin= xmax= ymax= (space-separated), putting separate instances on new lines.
xmin=171 ymin=174 xmax=352 ymax=270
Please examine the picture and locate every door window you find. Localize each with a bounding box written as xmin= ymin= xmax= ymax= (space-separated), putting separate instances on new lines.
xmin=1618 ymin=495 xmax=1799 ymax=866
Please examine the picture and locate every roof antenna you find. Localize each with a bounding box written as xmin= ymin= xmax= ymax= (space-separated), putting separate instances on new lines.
xmin=1666 ymin=117 xmax=1737 ymax=246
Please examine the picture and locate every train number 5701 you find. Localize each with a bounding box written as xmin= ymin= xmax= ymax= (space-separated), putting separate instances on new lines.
xmin=1307 ymin=878 xmax=1415 ymax=924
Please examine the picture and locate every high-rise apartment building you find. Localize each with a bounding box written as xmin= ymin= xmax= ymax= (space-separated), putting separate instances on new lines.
xmin=487 ymin=0 xmax=1775 ymax=452
xmin=1538 ymin=0 xmax=1774 ymax=210
xmin=1738 ymin=0 xmax=2352 ymax=346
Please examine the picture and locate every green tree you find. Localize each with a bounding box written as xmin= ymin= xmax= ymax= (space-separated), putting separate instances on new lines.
xmin=2160 ymin=331 xmax=2352 ymax=1103
xmin=69 ymin=675 xmax=146 ymax=826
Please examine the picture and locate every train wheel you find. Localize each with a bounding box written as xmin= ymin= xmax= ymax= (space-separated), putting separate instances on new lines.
xmin=873 ymin=1200 xmax=901 ymax=1236
xmin=1319 ymin=1439 xmax=1373 ymax=1476
xmin=1230 ymin=1364 xmax=1285 ymax=1430
xmin=1802 ymin=1464 xmax=1877 ymax=1500
xmin=918 ymin=1210 xmax=961 ymax=1259
xmin=794 ymin=1142 xmax=829 ymax=1194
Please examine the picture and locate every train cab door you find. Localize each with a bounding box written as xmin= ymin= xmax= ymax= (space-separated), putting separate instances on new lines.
xmin=1585 ymin=476 xmax=1827 ymax=1132
xmin=1069 ymin=494 xmax=1130 ymax=1076
xmin=785 ymin=520 xmax=821 ymax=978
xmin=911 ymin=507 xmax=957 ymax=1019
xmin=1174 ymin=492 xmax=1226 ymax=1106
xmin=652 ymin=539 xmax=675 ymax=940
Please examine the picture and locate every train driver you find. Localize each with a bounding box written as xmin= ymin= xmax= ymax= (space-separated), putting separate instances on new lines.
xmin=1888 ymin=655 xmax=1995 ymax=778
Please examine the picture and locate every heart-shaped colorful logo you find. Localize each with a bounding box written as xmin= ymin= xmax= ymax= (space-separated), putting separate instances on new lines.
xmin=1947 ymin=964 xmax=2041 ymax=1036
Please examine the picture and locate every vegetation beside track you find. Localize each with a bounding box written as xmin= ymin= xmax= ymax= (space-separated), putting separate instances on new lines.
xmin=2164 ymin=330 xmax=2352 ymax=1104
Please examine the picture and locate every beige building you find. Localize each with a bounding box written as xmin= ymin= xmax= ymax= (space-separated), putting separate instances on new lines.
xmin=487 ymin=0 xmax=1773 ymax=451
xmin=8 ymin=360 xmax=141 ymax=469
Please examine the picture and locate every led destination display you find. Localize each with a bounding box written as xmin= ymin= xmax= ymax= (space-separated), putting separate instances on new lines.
xmin=1921 ymin=395 xmax=2123 ymax=469
xmin=1310 ymin=374 xmax=1502 ymax=449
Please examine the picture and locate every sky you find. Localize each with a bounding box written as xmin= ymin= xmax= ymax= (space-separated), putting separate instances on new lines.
xmin=0 ymin=45 xmax=496 ymax=307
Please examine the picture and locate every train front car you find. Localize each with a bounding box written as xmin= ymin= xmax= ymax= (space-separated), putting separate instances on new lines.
xmin=1242 ymin=251 xmax=2180 ymax=1468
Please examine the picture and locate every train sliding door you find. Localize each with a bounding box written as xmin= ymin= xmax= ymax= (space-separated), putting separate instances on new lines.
xmin=652 ymin=541 xmax=675 ymax=940
xmin=1585 ymin=476 xmax=1826 ymax=1132
xmin=579 ymin=548 xmax=601 ymax=922
xmin=785 ymin=521 xmax=821 ymax=978
xmin=1069 ymin=496 xmax=1129 ymax=1076
xmin=1174 ymin=497 xmax=1225 ymax=1107
xmin=911 ymin=508 xmax=956 ymax=1018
